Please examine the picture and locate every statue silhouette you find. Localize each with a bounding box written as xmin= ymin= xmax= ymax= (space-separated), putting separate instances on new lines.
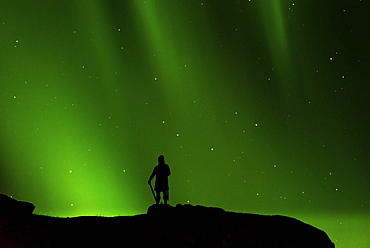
xmin=148 ymin=155 xmax=171 ymax=204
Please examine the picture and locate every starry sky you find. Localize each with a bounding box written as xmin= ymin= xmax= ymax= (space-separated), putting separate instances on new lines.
xmin=1 ymin=1 xmax=369 ymax=247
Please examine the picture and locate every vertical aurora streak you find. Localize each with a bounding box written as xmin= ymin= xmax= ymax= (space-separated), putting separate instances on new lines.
xmin=257 ymin=1 xmax=291 ymax=76
xmin=0 ymin=1 xmax=369 ymax=247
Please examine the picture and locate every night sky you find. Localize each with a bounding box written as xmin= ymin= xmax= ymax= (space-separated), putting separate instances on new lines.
xmin=1 ymin=1 xmax=369 ymax=247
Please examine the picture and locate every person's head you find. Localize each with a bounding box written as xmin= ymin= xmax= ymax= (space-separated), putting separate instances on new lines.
xmin=158 ymin=155 xmax=165 ymax=164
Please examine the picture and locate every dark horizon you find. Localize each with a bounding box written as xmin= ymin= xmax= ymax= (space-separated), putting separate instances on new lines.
xmin=0 ymin=200 xmax=335 ymax=248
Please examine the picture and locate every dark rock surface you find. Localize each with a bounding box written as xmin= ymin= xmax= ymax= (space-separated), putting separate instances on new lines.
xmin=0 ymin=201 xmax=335 ymax=248
xmin=0 ymin=194 xmax=35 ymax=216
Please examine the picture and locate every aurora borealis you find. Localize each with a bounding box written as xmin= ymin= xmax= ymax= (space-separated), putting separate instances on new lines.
xmin=1 ymin=0 xmax=369 ymax=247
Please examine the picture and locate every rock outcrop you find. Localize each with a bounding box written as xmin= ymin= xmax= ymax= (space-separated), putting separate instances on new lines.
xmin=0 ymin=194 xmax=35 ymax=216
xmin=144 ymin=204 xmax=334 ymax=248
xmin=0 ymin=200 xmax=335 ymax=248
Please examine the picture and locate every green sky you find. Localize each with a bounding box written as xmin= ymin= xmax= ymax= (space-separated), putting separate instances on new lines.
xmin=1 ymin=1 xmax=369 ymax=247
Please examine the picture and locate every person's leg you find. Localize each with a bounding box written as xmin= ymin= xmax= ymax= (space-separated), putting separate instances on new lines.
xmin=155 ymin=191 xmax=160 ymax=204
xmin=163 ymin=190 xmax=169 ymax=204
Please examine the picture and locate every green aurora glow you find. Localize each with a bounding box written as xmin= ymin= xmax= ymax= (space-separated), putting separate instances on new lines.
xmin=1 ymin=1 xmax=369 ymax=247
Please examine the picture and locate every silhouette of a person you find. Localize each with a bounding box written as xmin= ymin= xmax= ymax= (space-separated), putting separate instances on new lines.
xmin=148 ymin=155 xmax=171 ymax=204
